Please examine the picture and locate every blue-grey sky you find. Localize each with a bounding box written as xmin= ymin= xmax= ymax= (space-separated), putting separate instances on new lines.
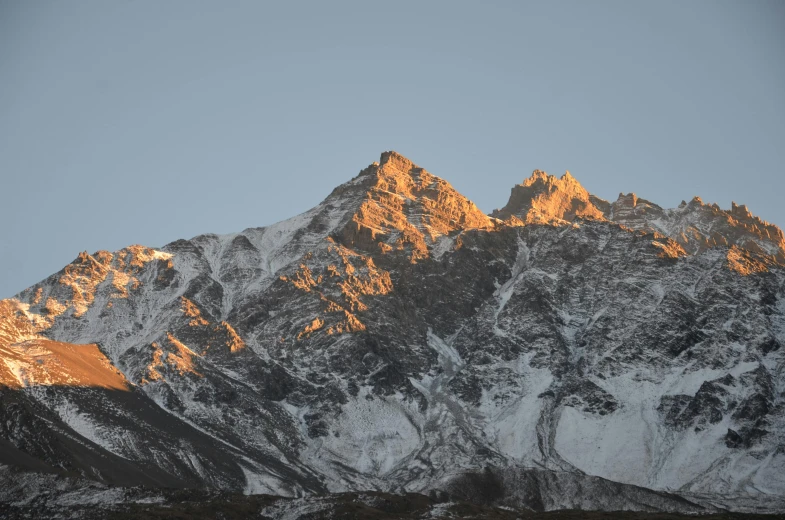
xmin=2 ymin=0 xmax=784 ymax=298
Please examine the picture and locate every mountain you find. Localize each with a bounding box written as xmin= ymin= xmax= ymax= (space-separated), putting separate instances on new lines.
xmin=1 ymin=151 xmax=784 ymax=516
xmin=494 ymin=169 xmax=785 ymax=263
xmin=491 ymin=169 xmax=606 ymax=224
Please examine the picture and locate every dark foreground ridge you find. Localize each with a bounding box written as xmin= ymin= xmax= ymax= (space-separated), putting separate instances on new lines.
xmin=1 ymin=487 xmax=783 ymax=520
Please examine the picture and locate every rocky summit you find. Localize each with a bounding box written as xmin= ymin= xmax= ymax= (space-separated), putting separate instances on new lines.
xmin=1 ymin=151 xmax=784 ymax=518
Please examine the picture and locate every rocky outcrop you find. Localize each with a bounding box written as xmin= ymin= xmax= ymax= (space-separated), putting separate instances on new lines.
xmin=339 ymin=151 xmax=495 ymax=261
xmin=492 ymin=170 xmax=605 ymax=224
xmin=493 ymin=169 xmax=785 ymax=270
xmin=605 ymin=194 xmax=785 ymax=263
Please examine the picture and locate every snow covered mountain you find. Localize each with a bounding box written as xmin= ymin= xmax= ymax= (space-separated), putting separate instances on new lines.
xmin=493 ymin=169 xmax=785 ymax=262
xmin=1 ymin=151 xmax=783 ymax=514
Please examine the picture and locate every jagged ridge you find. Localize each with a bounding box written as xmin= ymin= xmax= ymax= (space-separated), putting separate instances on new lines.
xmin=494 ymin=168 xmax=785 ymax=267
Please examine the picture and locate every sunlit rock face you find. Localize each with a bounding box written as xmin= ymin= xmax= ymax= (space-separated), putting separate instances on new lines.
xmin=606 ymin=194 xmax=785 ymax=263
xmin=339 ymin=151 xmax=495 ymax=261
xmin=494 ymin=168 xmax=785 ymax=267
xmin=492 ymin=169 xmax=606 ymax=224
xmin=1 ymin=152 xmax=784 ymax=513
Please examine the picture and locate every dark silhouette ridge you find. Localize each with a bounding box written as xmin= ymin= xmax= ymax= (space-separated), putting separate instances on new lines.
xmin=0 ymin=385 xmax=325 ymax=492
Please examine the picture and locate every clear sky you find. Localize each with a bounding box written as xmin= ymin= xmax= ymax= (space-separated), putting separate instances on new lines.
xmin=1 ymin=0 xmax=784 ymax=298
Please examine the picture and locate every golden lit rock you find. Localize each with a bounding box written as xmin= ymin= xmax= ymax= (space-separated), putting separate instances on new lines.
xmin=340 ymin=151 xmax=494 ymax=262
xmin=492 ymin=169 xmax=606 ymax=224
xmin=164 ymin=332 xmax=202 ymax=377
xmin=180 ymin=296 xmax=209 ymax=326
xmin=298 ymin=317 xmax=325 ymax=340
xmin=218 ymin=321 xmax=246 ymax=352
xmin=0 ymin=339 xmax=130 ymax=391
xmin=727 ymin=246 xmax=772 ymax=276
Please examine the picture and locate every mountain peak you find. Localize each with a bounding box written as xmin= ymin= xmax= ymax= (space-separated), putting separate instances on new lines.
xmin=606 ymin=190 xmax=785 ymax=261
xmin=337 ymin=152 xmax=494 ymax=261
xmin=357 ymin=151 xmax=426 ymax=184
xmin=523 ymin=169 xmax=580 ymax=186
xmin=355 ymin=151 xmax=414 ymax=178
xmin=491 ymin=169 xmax=784 ymax=263
xmin=493 ymin=169 xmax=605 ymax=223
xmin=378 ymin=150 xmax=415 ymax=169
xmin=731 ymin=201 xmax=753 ymax=219
xmin=375 ymin=150 xmax=426 ymax=185
xmin=528 ymin=169 xmax=550 ymax=181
